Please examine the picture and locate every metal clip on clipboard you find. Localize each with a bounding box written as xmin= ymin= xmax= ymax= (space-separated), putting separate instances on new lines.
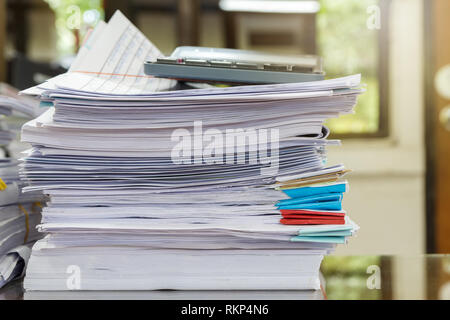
xmin=144 ymin=46 xmax=325 ymax=85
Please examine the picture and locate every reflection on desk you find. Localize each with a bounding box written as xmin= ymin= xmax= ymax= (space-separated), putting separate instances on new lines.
xmin=320 ymin=254 xmax=450 ymax=300
xmin=1 ymin=255 xmax=450 ymax=300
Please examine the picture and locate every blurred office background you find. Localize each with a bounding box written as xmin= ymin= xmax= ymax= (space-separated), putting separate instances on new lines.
xmin=1 ymin=0 xmax=450 ymax=299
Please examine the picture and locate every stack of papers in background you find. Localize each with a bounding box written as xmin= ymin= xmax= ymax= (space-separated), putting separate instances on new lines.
xmin=20 ymin=11 xmax=362 ymax=291
xmin=0 ymin=160 xmax=43 ymax=258
xmin=0 ymin=83 xmax=43 ymax=118
xmin=0 ymin=88 xmax=45 ymax=289
xmin=0 ymin=245 xmax=31 ymax=289
xmin=0 ymin=83 xmax=44 ymax=147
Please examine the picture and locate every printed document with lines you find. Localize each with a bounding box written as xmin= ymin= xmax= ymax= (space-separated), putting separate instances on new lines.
xmin=19 ymin=10 xmax=362 ymax=291
xmin=23 ymin=11 xmax=176 ymax=96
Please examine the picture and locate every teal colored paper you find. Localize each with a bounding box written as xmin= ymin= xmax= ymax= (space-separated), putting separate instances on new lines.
xmin=297 ymin=224 xmax=353 ymax=234
xmin=299 ymin=230 xmax=352 ymax=237
xmin=40 ymin=101 xmax=53 ymax=108
xmin=290 ymin=235 xmax=347 ymax=244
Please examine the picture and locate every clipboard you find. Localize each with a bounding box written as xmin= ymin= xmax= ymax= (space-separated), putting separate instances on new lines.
xmin=144 ymin=46 xmax=324 ymax=84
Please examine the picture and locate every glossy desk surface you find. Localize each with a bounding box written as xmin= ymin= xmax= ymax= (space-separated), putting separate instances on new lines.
xmin=1 ymin=255 xmax=449 ymax=300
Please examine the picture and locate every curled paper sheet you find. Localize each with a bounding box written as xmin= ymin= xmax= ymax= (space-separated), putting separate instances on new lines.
xmin=0 ymin=245 xmax=31 ymax=289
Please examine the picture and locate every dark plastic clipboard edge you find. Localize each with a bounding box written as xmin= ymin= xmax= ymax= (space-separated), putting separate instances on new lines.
xmin=144 ymin=62 xmax=325 ymax=84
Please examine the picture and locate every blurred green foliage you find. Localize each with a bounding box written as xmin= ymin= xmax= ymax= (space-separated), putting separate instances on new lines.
xmin=318 ymin=0 xmax=380 ymax=134
xmin=45 ymin=0 xmax=104 ymax=55
xmin=321 ymin=256 xmax=382 ymax=299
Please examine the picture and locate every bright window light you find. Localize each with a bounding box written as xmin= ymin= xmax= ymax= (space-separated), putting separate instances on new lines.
xmin=219 ymin=0 xmax=321 ymax=14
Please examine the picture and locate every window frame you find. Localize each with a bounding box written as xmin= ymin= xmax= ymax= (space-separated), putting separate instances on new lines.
xmin=329 ymin=0 xmax=391 ymax=140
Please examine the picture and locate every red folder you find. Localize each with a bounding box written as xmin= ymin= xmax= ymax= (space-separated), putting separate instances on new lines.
xmin=280 ymin=209 xmax=345 ymax=217
xmin=281 ymin=214 xmax=344 ymax=220
xmin=280 ymin=218 xmax=345 ymax=225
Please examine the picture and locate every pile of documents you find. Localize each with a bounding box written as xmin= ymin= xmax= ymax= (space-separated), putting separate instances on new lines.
xmin=19 ymin=11 xmax=362 ymax=291
xmin=0 ymin=83 xmax=44 ymax=147
xmin=0 ymin=88 xmax=44 ymax=289
xmin=0 ymin=83 xmax=43 ymax=119
xmin=0 ymin=160 xmax=43 ymax=257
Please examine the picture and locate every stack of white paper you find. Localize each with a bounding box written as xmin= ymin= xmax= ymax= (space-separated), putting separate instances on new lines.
xmin=0 ymin=167 xmax=43 ymax=253
xmin=0 ymin=83 xmax=44 ymax=118
xmin=20 ymin=11 xmax=362 ymax=291
xmin=0 ymin=87 xmax=45 ymax=289
xmin=0 ymin=83 xmax=46 ymax=147
xmin=0 ymin=175 xmax=42 ymax=289
xmin=0 ymin=161 xmax=43 ymax=291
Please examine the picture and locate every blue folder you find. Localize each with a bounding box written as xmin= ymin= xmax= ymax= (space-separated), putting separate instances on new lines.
xmin=277 ymin=200 xmax=342 ymax=211
xmin=276 ymin=193 xmax=342 ymax=207
xmin=282 ymin=182 xmax=347 ymax=199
